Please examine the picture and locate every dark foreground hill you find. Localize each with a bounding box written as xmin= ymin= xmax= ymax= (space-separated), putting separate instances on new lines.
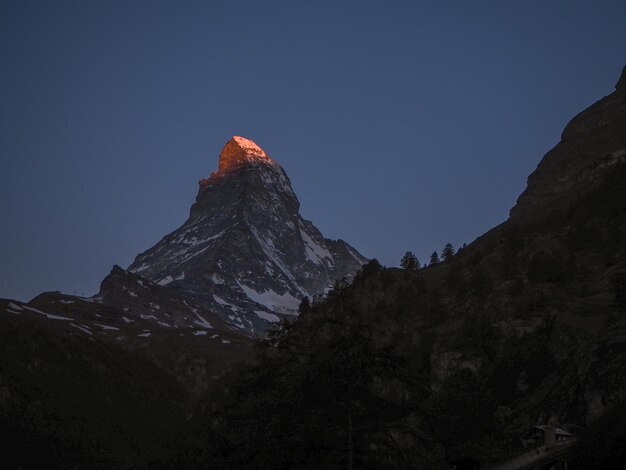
xmin=0 ymin=306 xmax=184 ymax=468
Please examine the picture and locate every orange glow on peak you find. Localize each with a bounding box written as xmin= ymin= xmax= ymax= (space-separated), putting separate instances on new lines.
xmin=199 ymin=136 xmax=274 ymax=188
xmin=218 ymin=136 xmax=272 ymax=173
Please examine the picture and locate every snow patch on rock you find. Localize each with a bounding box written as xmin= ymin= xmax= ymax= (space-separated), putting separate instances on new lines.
xmin=255 ymin=310 xmax=281 ymax=323
xmin=240 ymin=284 xmax=300 ymax=314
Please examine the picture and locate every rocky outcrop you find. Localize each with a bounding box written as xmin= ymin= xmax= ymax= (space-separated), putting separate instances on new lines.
xmin=422 ymin=65 xmax=626 ymax=463
xmin=510 ymin=66 xmax=626 ymax=223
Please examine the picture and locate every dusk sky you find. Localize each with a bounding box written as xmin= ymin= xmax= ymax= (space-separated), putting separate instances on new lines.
xmin=2 ymin=1 xmax=625 ymax=301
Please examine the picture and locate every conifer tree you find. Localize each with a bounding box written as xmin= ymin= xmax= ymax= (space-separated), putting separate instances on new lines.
xmin=441 ymin=243 xmax=455 ymax=262
xmin=400 ymin=251 xmax=420 ymax=271
xmin=298 ymin=296 xmax=311 ymax=315
xmin=430 ymin=251 xmax=440 ymax=265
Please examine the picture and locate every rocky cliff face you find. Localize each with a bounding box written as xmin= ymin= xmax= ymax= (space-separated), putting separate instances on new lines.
xmin=510 ymin=66 xmax=626 ymax=223
xmin=406 ymin=65 xmax=626 ymax=464
xmin=127 ymin=136 xmax=366 ymax=333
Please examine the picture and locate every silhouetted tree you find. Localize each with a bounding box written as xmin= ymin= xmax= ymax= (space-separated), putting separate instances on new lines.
xmin=430 ymin=251 xmax=440 ymax=265
xmin=441 ymin=243 xmax=455 ymax=262
xmin=298 ymin=296 xmax=311 ymax=315
xmin=358 ymin=259 xmax=383 ymax=279
xmin=400 ymin=251 xmax=420 ymax=271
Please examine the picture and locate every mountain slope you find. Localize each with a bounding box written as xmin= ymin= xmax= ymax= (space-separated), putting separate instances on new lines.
xmin=0 ymin=300 xmax=187 ymax=468
xmin=511 ymin=65 xmax=626 ymax=223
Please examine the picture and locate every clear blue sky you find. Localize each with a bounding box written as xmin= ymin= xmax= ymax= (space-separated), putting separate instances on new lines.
xmin=1 ymin=0 xmax=625 ymax=301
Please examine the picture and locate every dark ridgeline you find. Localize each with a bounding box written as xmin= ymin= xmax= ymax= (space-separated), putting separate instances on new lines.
xmin=0 ymin=65 xmax=625 ymax=468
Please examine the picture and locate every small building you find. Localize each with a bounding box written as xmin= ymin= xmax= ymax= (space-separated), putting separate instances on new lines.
xmin=490 ymin=425 xmax=576 ymax=470
xmin=521 ymin=425 xmax=573 ymax=448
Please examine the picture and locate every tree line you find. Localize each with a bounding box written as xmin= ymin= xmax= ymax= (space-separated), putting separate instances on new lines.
xmin=400 ymin=242 xmax=466 ymax=270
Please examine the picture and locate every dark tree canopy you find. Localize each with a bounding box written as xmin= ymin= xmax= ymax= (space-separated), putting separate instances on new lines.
xmin=441 ymin=243 xmax=455 ymax=262
xmin=430 ymin=251 xmax=440 ymax=265
xmin=219 ymin=273 xmax=436 ymax=469
xmin=401 ymin=251 xmax=420 ymax=271
xmin=298 ymin=296 xmax=311 ymax=315
xmin=611 ymin=272 xmax=626 ymax=309
xmin=359 ymin=259 xmax=383 ymax=279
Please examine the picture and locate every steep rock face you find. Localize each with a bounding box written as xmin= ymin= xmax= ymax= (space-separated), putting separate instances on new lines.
xmin=510 ymin=66 xmax=626 ymax=223
xmin=215 ymin=135 xmax=273 ymax=173
xmin=96 ymin=265 xmax=232 ymax=331
xmin=411 ymin=65 xmax=626 ymax=463
xmin=128 ymin=136 xmax=367 ymax=333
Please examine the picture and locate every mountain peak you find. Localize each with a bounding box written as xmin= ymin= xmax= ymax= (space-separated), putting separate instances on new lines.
xmin=132 ymin=135 xmax=367 ymax=334
xmin=218 ymin=136 xmax=273 ymax=172
xmin=200 ymin=136 xmax=275 ymax=188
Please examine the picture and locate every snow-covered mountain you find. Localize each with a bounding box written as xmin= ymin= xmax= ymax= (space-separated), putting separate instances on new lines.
xmin=124 ymin=136 xmax=367 ymax=333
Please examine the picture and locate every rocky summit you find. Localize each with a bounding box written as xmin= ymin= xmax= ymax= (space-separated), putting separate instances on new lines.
xmin=125 ymin=136 xmax=367 ymax=333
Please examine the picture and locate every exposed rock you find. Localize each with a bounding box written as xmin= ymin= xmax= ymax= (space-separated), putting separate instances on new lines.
xmin=510 ymin=68 xmax=626 ymax=223
xmin=96 ymin=264 xmax=233 ymax=331
xmin=217 ymin=135 xmax=272 ymax=172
